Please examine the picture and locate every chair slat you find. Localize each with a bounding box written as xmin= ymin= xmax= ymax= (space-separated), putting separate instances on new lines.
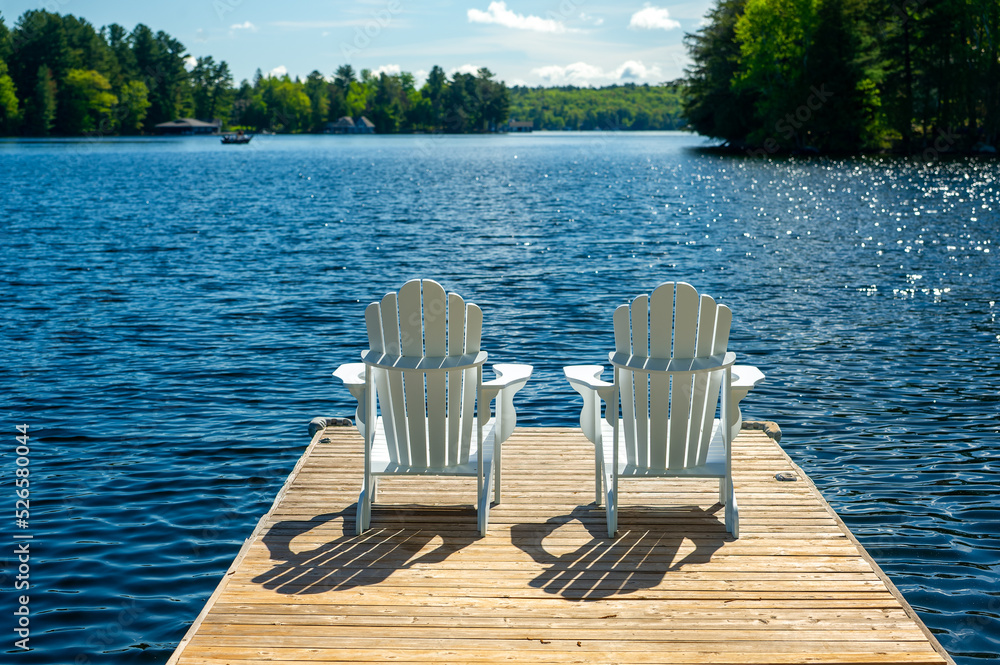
xmin=649 ymin=372 xmax=668 ymax=469
xmin=673 ymin=283 xmax=699 ymax=357
xmin=380 ymin=293 xmax=401 ymax=355
xmin=465 ymin=304 xmax=483 ymax=353
xmin=613 ymin=304 xmax=630 ymax=354
xmin=398 ymin=280 xmax=424 ymax=356
xmin=619 ymin=368 xmax=637 ymax=465
xmin=397 ymin=282 xmax=428 ymax=465
xmin=698 ymin=304 xmax=732 ymax=466
xmin=447 ymin=293 xmax=465 ymax=465
xmin=649 ymin=283 xmax=674 ymax=357
xmin=460 ymin=304 xmax=483 ymax=460
xmin=688 ymin=295 xmax=717 ymax=466
xmin=613 ymin=305 xmax=636 ymax=461
xmin=667 ymin=374 xmax=691 ymax=469
xmin=631 ymin=295 xmax=650 ymax=465
xmin=424 ymin=281 xmax=448 ymax=467
xmin=379 ymin=293 xmax=409 ymax=461
xmin=365 ymin=303 xmax=384 ymax=354
xmin=424 ymin=281 xmax=448 ymax=354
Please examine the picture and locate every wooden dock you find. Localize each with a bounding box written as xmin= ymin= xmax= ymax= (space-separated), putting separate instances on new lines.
xmin=168 ymin=424 xmax=954 ymax=664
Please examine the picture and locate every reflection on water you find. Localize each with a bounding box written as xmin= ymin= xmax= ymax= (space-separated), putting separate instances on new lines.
xmin=0 ymin=133 xmax=997 ymax=663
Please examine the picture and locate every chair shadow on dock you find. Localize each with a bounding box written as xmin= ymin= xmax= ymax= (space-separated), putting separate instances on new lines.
xmin=251 ymin=505 xmax=479 ymax=594
xmin=510 ymin=504 xmax=727 ymax=601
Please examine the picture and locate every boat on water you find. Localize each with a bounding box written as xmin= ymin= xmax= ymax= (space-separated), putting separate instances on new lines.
xmin=221 ymin=132 xmax=253 ymax=144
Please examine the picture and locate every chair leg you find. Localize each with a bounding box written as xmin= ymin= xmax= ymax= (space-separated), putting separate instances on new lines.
xmin=478 ymin=480 xmax=490 ymax=537
xmin=606 ymin=496 xmax=617 ymax=538
xmin=595 ymin=453 xmax=603 ymax=505
xmin=356 ymin=488 xmax=368 ymax=536
xmin=724 ymin=477 xmax=739 ymax=538
xmin=494 ymin=441 xmax=502 ymax=505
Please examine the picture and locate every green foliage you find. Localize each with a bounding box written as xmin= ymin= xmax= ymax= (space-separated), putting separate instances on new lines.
xmin=508 ymin=84 xmax=685 ymax=131
xmin=116 ymin=79 xmax=150 ymax=134
xmin=187 ymin=56 xmax=233 ymax=122
xmin=0 ymin=60 xmax=20 ymax=134
xmin=683 ymin=0 xmax=756 ymax=141
xmin=59 ymin=68 xmax=116 ymax=134
xmin=687 ymin=0 xmax=1000 ymax=152
xmin=28 ymin=65 xmax=56 ymax=136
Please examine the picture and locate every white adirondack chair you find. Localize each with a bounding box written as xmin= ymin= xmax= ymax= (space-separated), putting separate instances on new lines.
xmin=564 ymin=282 xmax=764 ymax=538
xmin=334 ymin=279 xmax=532 ymax=536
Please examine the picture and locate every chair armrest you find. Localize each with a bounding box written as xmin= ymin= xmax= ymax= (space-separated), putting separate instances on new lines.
xmin=563 ymin=365 xmax=615 ymax=445
xmin=564 ymin=365 xmax=612 ymax=394
xmin=483 ymin=363 xmax=533 ymax=390
xmin=732 ymin=364 xmax=765 ymax=391
xmin=333 ymin=363 xmax=367 ymax=437
xmin=482 ymin=363 xmax=532 ymax=444
xmin=333 ymin=362 xmax=366 ymax=394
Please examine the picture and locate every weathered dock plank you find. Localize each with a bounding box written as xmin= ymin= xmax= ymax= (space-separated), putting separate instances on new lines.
xmin=167 ymin=426 xmax=954 ymax=665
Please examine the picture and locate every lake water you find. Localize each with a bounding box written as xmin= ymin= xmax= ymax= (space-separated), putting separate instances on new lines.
xmin=1 ymin=132 xmax=997 ymax=664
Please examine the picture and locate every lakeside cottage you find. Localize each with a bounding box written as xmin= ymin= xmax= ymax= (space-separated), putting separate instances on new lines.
xmin=504 ymin=119 xmax=534 ymax=133
xmin=153 ymin=118 xmax=222 ymax=135
xmin=325 ymin=116 xmax=376 ymax=134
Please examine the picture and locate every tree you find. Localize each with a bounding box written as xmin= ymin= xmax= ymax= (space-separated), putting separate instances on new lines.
xmin=333 ymin=64 xmax=355 ymax=89
xmin=188 ymin=55 xmax=233 ymax=120
xmin=0 ymin=59 xmax=19 ymax=134
xmin=304 ymin=69 xmax=330 ymax=131
xmin=58 ymin=68 xmax=116 ymax=134
xmin=104 ymin=23 xmax=137 ymax=89
xmin=132 ymin=24 xmax=188 ymax=129
xmin=26 ymin=65 xmax=56 ymax=135
xmin=683 ymin=0 xmax=756 ymax=143
xmin=0 ymin=12 xmax=12 ymax=62
xmin=261 ymin=75 xmax=310 ymax=132
xmin=371 ymin=72 xmax=403 ymax=133
xmin=10 ymin=11 xmax=73 ymax=100
xmin=115 ymin=79 xmax=150 ymax=133
xmin=422 ymin=65 xmax=448 ymax=127
xmin=474 ymin=67 xmax=509 ymax=130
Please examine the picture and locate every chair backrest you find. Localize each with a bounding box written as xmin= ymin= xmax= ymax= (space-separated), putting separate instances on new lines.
xmin=364 ymin=279 xmax=483 ymax=468
xmin=612 ymin=282 xmax=732 ymax=471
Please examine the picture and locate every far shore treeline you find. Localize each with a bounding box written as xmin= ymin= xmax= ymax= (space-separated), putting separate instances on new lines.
xmin=1 ymin=5 xmax=997 ymax=155
xmin=0 ymin=10 xmax=683 ymax=138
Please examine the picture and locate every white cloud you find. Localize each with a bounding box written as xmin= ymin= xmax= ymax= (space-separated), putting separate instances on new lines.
xmin=580 ymin=12 xmax=604 ymax=26
xmin=372 ymin=64 xmax=402 ymax=77
xmin=530 ymin=60 xmax=662 ymax=86
xmin=231 ymin=21 xmax=258 ymax=32
xmin=269 ymin=65 xmax=288 ymax=78
xmin=629 ymin=4 xmax=681 ymax=30
xmin=614 ymin=60 xmax=662 ymax=79
xmin=450 ymin=63 xmax=481 ymax=76
xmin=468 ymin=2 xmax=568 ymax=33
xmin=183 ymin=55 xmax=198 ymax=71
xmin=532 ymin=62 xmax=603 ymax=84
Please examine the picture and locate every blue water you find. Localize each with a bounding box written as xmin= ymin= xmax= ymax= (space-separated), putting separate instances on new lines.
xmin=1 ymin=132 xmax=997 ymax=663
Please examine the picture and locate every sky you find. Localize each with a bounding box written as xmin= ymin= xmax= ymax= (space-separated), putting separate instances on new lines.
xmin=0 ymin=0 xmax=715 ymax=87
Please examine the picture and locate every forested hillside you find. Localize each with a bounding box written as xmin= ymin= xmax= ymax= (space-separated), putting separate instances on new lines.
xmin=685 ymin=0 xmax=1000 ymax=154
xmin=507 ymin=84 xmax=685 ymax=131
